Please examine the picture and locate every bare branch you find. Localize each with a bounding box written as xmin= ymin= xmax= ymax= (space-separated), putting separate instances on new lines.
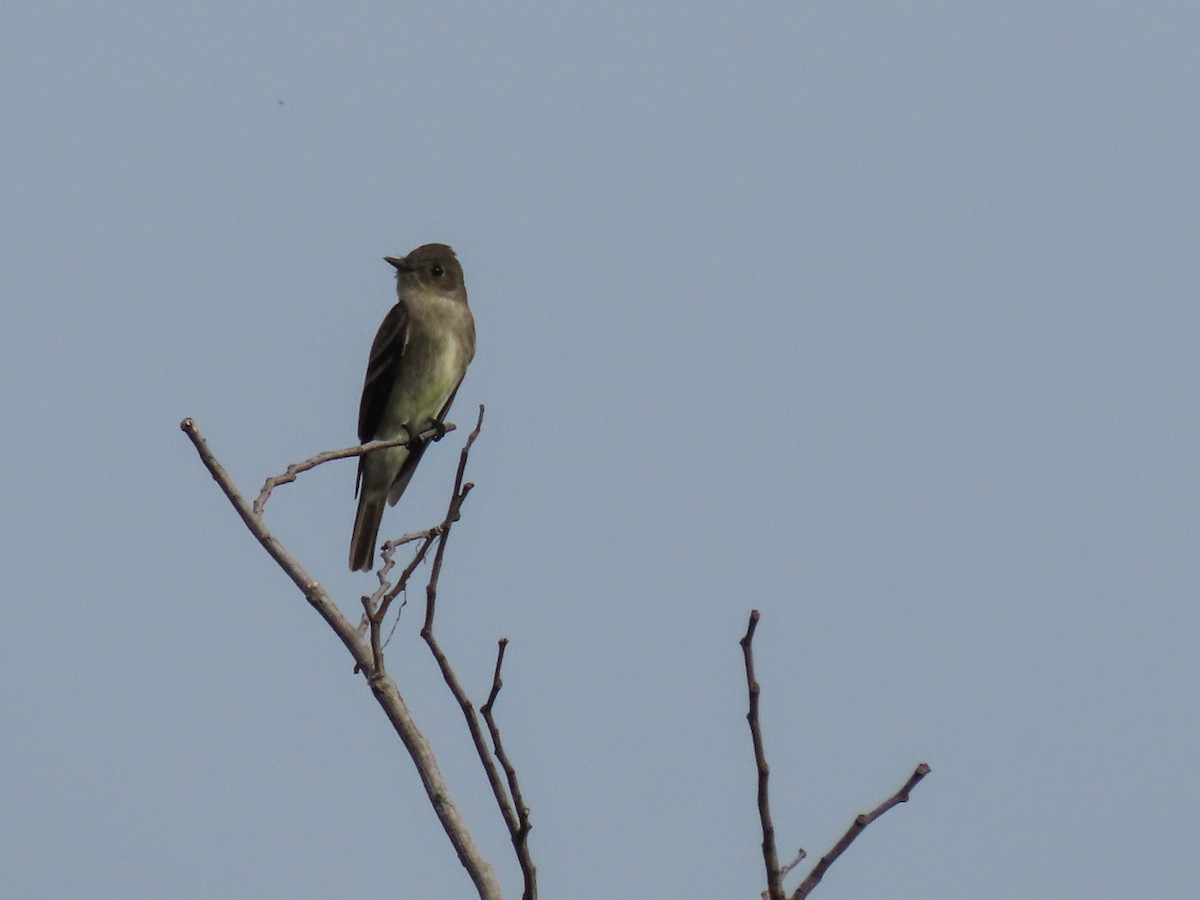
xmin=791 ymin=763 xmax=931 ymax=899
xmin=779 ymin=847 xmax=807 ymax=880
xmin=422 ymin=406 xmax=484 ymax=635
xmin=356 ymin=527 xmax=442 ymax=638
xmin=378 ymin=530 xmax=439 ymax=624
xmin=482 ymin=639 xmax=537 ymax=900
xmin=415 ymin=406 xmax=538 ymax=899
xmin=742 ymin=609 xmax=930 ymax=898
xmin=359 ymin=529 xmax=441 ymax=673
xmin=181 ymin=418 xmax=366 ymax=662
xmin=180 ymin=416 xmax=501 ymax=900
xmin=417 ymin=411 xmax=512 ymax=830
xmin=742 ymin=609 xmax=784 ymax=900
xmin=420 ymin=623 xmax=518 ymax=837
xmin=252 ymin=423 xmax=457 ymax=515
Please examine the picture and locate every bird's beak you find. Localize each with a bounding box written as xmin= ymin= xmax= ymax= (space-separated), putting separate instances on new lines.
xmin=384 ymin=256 xmax=409 ymax=271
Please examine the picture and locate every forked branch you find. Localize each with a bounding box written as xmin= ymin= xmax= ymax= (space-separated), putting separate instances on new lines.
xmin=181 ymin=414 xmax=502 ymax=900
xmin=417 ymin=410 xmax=538 ymax=900
xmin=741 ymin=609 xmax=930 ymax=900
xmin=482 ymin=640 xmax=537 ymax=900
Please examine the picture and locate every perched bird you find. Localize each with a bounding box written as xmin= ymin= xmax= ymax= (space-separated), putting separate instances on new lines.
xmin=349 ymin=243 xmax=476 ymax=571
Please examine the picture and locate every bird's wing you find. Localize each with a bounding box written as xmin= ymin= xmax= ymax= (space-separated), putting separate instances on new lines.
xmin=357 ymin=301 xmax=409 ymax=444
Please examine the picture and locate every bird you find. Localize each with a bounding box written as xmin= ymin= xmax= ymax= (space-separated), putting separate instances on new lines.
xmin=349 ymin=243 xmax=476 ymax=571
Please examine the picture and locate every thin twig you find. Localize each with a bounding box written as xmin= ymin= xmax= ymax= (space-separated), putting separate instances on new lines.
xmin=422 ymin=626 xmax=516 ymax=833
xmin=252 ymin=423 xmax=457 ymax=515
xmin=378 ymin=530 xmax=440 ymax=623
xmin=742 ymin=609 xmax=784 ymax=900
xmin=421 ymin=406 xmax=483 ymax=635
xmin=791 ymin=763 xmax=931 ymax=899
xmin=417 ymin=407 xmax=537 ymax=899
xmin=355 ymin=539 xmax=406 ymax=645
xmin=358 ymin=529 xmax=442 ymax=673
xmin=358 ymin=528 xmax=440 ymax=633
xmin=482 ymin=639 xmax=537 ymax=900
xmin=384 ymin=527 xmax=446 ymax=553
xmin=779 ymin=847 xmax=807 ymax=880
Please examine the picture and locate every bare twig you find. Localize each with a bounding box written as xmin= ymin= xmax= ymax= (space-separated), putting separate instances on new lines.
xmin=482 ymin=639 xmax=537 ymax=900
xmin=356 ymin=527 xmax=442 ymax=636
xmin=180 ymin=417 xmax=501 ymax=900
xmin=252 ymin=423 xmax=457 ymax=515
xmin=386 ymin=527 xmax=447 ymax=550
xmin=742 ymin=609 xmax=784 ymax=900
xmin=780 ymin=847 xmax=807 ymax=880
xmin=791 ymin=763 xmax=931 ymax=899
xmin=378 ymin=530 xmax=440 ymax=623
xmin=416 ymin=407 xmax=538 ymax=899
xmin=360 ymin=529 xmax=441 ymax=672
xmin=418 ymin=411 xmax=510 ymax=828
xmin=742 ymin=609 xmax=930 ymax=899
xmin=182 ymin=417 xmax=365 ymax=661
xmin=421 ymin=406 xmax=484 ymax=635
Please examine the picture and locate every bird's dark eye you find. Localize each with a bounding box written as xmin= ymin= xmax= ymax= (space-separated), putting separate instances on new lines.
xmin=431 ymin=264 xmax=445 ymax=278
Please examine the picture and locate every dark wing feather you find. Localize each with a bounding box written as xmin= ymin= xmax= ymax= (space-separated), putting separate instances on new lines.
xmin=357 ymin=301 xmax=409 ymax=443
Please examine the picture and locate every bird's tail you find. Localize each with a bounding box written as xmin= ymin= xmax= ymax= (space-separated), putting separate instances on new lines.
xmin=349 ymin=495 xmax=385 ymax=571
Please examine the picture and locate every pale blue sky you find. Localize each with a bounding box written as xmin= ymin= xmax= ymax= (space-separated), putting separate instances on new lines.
xmin=3 ymin=2 xmax=1198 ymax=898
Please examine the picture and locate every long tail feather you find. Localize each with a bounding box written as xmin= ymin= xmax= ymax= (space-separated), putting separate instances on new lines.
xmin=349 ymin=494 xmax=385 ymax=571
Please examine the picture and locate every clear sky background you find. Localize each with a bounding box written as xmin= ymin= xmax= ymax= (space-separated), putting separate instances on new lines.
xmin=2 ymin=2 xmax=1197 ymax=898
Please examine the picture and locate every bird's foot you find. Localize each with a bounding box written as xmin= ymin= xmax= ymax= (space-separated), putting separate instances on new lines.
xmin=402 ymin=423 xmax=424 ymax=447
